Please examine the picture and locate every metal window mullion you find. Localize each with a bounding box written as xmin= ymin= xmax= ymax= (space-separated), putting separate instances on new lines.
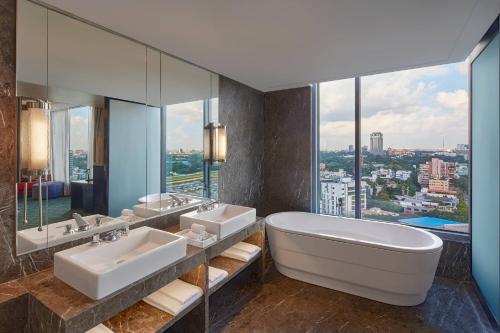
xmin=311 ymin=83 xmax=320 ymax=213
xmin=203 ymin=99 xmax=211 ymax=198
xmin=355 ymin=77 xmax=361 ymax=219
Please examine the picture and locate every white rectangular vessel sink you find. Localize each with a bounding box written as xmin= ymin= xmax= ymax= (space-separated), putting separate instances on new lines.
xmin=54 ymin=226 xmax=187 ymax=300
xmin=180 ymin=204 xmax=256 ymax=240
xmin=133 ymin=196 xmax=203 ymax=218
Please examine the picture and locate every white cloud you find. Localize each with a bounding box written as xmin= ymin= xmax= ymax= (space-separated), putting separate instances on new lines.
xmin=320 ymin=79 xmax=355 ymax=122
xmin=320 ymin=120 xmax=355 ymax=150
xmin=457 ymin=61 xmax=469 ymax=76
xmin=320 ymin=62 xmax=469 ymax=150
xmin=70 ymin=114 xmax=89 ymax=151
xmin=167 ymin=101 xmax=203 ymax=123
xmin=437 ymin=89 xmax=468 ymax=112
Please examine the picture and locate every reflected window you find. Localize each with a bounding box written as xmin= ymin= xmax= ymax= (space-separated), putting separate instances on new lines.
xmin=165 ymin=101 xmax=205 ymax=197
xmin=69 ymin=107 xmax=93 ymax=181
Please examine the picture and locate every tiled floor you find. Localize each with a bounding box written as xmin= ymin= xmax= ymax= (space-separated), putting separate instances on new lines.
xmin=212 ymin=267 xmax=497 ymax=333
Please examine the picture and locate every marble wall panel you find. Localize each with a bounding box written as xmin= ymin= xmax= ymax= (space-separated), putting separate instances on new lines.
xmin=219 ymin=76 xmax=265 ymax=216
xmin=261 ymin=86 xmax=312 ymax=216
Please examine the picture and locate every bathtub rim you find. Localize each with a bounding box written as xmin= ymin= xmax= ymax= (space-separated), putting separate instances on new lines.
xmin=266 ymin=211 xmax=443 ymax=254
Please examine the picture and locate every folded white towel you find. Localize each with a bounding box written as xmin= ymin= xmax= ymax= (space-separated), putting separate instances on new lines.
xmin=121 ymin=209 xmax=134 ymax=216
xmin=118 ymin=215 xmax=132 ymax=223
xmin=208 ymin=266 xmax=229 ymax=288
xmin=143 ymin=292 xmax=185 ymax=316
xmin=184 ymin=230 xmax=205 ymax=241
xmin=86 ymin=324 xmax=114 ymax=333
xmin=159 ymin=279 xmax=203 ymax=305
xmin=143 ymin=279 xmax=203 ymax=316
xmin=191 ymin=223 xmax=206 ymax=234
xmin=232 ymin=242 xmax=260 ymax=255
xmin=220 ymin=246 xmax=260 ymax=262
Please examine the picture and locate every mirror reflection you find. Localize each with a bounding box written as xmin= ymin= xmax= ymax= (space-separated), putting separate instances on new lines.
xmin=15 ymin=0 xmax=220 ymax=256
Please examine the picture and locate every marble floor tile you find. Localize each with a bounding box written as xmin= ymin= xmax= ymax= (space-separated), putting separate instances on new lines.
xmin=213 ymin=268 xmax=497 ymax=333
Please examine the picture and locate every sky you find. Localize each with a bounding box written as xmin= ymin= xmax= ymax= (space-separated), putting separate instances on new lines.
xmin=67 ymin=101 xmax=206 ymax=152
xmin=320 ymin=61 xmax=469 ymax=151
xmin=69 ymin=106 xmax=90 ymax=151
xmin=165 ymin=100 xmax=204 ymax=151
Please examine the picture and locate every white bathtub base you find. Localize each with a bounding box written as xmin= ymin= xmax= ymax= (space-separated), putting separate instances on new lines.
xmin=275 ymin=262 xmax=428 ymax=306
xmin=266 ymin=212 xmax=443 ymax=308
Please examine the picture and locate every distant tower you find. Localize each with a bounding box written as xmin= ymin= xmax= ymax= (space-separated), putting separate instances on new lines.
xmin=370 ymin=132 xmax=384 ymax=155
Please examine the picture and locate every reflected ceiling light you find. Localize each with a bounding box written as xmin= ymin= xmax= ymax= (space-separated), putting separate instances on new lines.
xmin=204 ymin=122 xmax=227 ymax=164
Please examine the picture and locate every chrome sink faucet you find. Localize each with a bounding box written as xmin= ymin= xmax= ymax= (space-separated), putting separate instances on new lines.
xmin=169 ymin=194 xmax=184 ymax=207
xmin=91 ymin=226 xmax=129 ymax=245
xmin=73 ymin=213 xmax=92 ymax=231
xmin=197 ymin=199 xmax=218 ymax=213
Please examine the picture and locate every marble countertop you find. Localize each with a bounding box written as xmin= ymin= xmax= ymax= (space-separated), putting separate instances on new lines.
xmin=0 ymin=218 xmax=265 ymax=333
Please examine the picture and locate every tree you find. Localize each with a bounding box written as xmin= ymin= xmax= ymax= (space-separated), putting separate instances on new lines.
xmin=377 ymin=190 xmax=390 ymax=201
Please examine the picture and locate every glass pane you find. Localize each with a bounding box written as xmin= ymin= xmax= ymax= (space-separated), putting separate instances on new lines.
xmin=360 ymin=62 xmax=469 ymax=233
xmin=471 ymin=33 xmax=499 ymax=320
xmin=108 ymin=99 xmax=147 ymax=217
xmin=69 ymin=107 xmax=92 ymax=181
xmin=319 ymin=78 xmax=357 ymax=217
xmin=165 ymin=101 xmax=205 ymax=196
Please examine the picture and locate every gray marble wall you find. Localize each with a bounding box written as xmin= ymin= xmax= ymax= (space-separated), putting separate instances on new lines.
xmin=0 ymin=0 xmax=91 ymax=282
xmin=0 ymin=0 xmax=18 ymax=284
xmin=435 ymin=235 xmax=471 ymax=281
xmin=261 ymin=86 xmax=312 ymax=216
xmin=0 ymin=0 xmax=57 ymax=284
xmin=218 ymin=77 xmax=265 ymax=215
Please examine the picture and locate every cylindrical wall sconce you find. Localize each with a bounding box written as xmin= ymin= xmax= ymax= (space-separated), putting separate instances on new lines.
xmin=204 ymin=122 xmax=227 ymax=164
xmin=23 ymin=100 xmax=50 ymax=171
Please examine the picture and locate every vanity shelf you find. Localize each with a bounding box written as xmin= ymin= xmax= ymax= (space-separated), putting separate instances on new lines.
xmin=1 ymin=217 xmax=265 ymax=333
xmin=209 ymin=255 xmax=260 ymax=295
xmin=103 ymin=298 xmax=203 ymax=333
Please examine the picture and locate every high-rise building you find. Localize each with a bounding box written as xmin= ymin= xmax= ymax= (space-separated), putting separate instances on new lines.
xmin=430 ymin=158 xmax=456 ymax=179
xmin=429 ymin=179 xmax=456 ymax=194
xmin=418 ymin=157 xmax=457 ymax=187
xmin=69 ymin=150 xmax=74 ymax=179
xmin=418 ymin=163 xmax=430 ymax=185
xmin=348 ymin=144 xmax=354 ymax=152
xmin=370 ymin=132 xmax=384 ymax=155
xmin=320 ymin=177 xmax=367 ymax=216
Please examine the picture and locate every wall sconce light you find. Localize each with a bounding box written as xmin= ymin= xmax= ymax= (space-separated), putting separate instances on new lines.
xmin=204 ymin=122 xmax=227 ymax=164
xmin=22 ymin=100 xmax=50 ymax=172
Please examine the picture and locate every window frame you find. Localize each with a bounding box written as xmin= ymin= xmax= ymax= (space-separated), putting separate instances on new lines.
xmin=313 ymin=69 xmax=471 ymax=234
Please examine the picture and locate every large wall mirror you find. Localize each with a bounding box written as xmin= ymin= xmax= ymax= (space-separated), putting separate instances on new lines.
xmin=15 ymin=0 xmax=220 ymax=255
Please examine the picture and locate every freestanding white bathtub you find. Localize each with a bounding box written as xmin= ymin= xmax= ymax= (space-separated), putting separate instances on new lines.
xmin=266 ymin=212 xmax=443 ymax=306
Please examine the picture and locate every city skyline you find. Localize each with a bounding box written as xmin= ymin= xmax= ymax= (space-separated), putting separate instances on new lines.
xmin=320 ymin=62 xmax=468 ymax=151
xmin=320 ymin=134 xmax=468 ymax=152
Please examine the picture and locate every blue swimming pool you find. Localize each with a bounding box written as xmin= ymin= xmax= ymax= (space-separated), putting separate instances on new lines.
xmin=399 ymin=217 xmax=460 ymax=229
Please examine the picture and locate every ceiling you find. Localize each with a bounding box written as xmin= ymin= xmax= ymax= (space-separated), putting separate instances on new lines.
xmin=41 ymin=0 xmax=500 ymax=92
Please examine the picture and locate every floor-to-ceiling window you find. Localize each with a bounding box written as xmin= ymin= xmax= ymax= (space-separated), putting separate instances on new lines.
xmin=318 ymin=62 xmax=470 ymax=233
xmin=319 ymin=79 xmax=357 ymax=217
